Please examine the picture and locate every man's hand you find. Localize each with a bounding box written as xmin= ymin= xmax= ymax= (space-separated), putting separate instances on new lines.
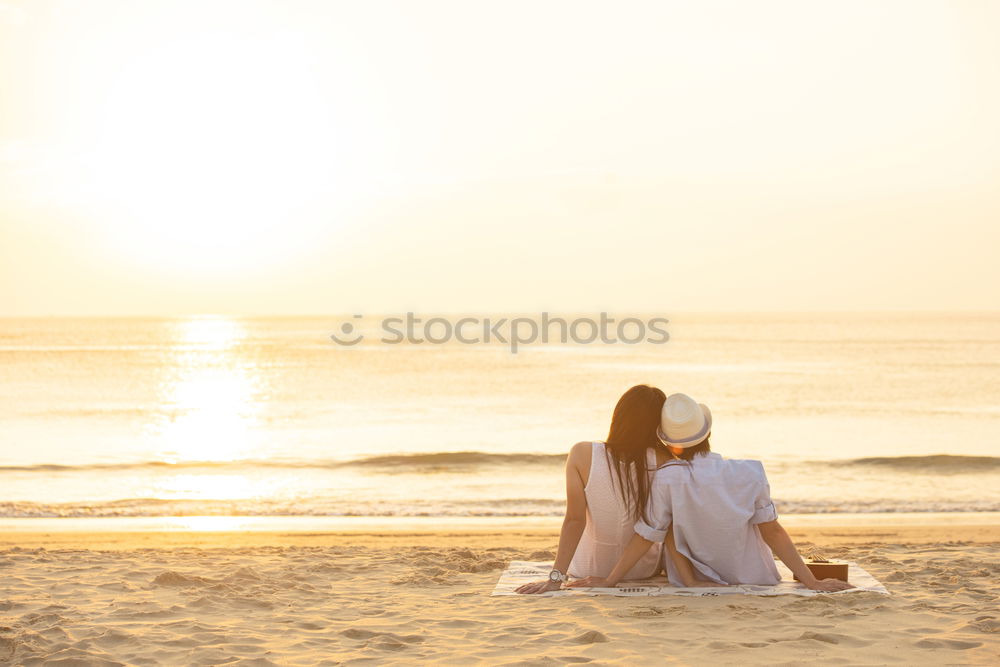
xmin=681 ymin=579 xmax=727 ymax=588
xmin=801 ymin=577 xmax=854 ymax=592
xmin=757 ymin=520 xmax=854 ymax=593
xmin=564 ymin=576 xmax=614 ymax=588
xmin=515 ymin=579 xmax=563 ymax=594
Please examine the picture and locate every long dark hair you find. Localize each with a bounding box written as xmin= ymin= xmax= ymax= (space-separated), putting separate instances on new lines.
xmin=604 ymin=384 xmax=668 ymax=522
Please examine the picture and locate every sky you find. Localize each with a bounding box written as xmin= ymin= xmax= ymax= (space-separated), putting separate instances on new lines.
xmin=1 ymin=0 xmax=998 ymax=316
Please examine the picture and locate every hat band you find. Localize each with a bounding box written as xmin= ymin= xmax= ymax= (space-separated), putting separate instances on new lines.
xmin=657 ymin=421 xmax=710 ymax=447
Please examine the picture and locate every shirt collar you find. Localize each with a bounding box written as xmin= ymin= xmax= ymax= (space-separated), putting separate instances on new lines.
xmin=660 ymin=451 xmax=722 ymax=469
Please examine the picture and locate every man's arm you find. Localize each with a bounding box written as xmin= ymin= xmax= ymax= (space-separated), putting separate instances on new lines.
xmin=566 ymin=472 xmax=672 ymax=589
xmin=757 ymin=520 xmax=853 ymax=592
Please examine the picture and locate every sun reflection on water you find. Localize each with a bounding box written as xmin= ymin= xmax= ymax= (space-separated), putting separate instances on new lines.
xmin=151 ymin=316 xmax=264 ymax=464
xmin=165 ymin=516 xmax=256 ymax=531
xmin=176 ymin=316 xmax=245 ymax=351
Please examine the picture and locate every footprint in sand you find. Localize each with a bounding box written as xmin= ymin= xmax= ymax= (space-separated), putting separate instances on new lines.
xmin=915 ymin=638 xmax=983 ymax=650
xmin=294 ymin=620 xmax=326 ymax=630
xmin=0 ymin=637 xmax=15 ymax=661
xmin=616 ymin=606 xmax=664 ymax=618
xmin=966 ymin=616 xmax=999 ymax=633
xmin=153 ymin=571 xmax=211 ymax=587
xmin=437 ymin=618 xmax=481 ymax=628
xmin=798 ymin=631 xmax=875 ymax=647
xmin=340 ymin=628 xmax=425 ymax=644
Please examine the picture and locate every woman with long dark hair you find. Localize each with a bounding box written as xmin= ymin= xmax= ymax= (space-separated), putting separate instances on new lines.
xmin=516 ymin=384 xmax=669 ymax=594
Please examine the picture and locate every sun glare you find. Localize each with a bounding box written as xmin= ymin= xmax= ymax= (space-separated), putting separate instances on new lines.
xmin=82 ymin=30 xmax=344 ymax=273
xmin=151 ymin=317 xmax=262 ymax=462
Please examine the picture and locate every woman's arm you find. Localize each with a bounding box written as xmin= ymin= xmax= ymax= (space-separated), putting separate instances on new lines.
xmin=566 ymin=468 xmax=673 ymax=589
xmin=515 ymin=442 xmax=590 ymax=594
xmin=664 ymin=526 xmax=692 ymax=584
xmin=665 ymin=526 xmax=720 ymax=587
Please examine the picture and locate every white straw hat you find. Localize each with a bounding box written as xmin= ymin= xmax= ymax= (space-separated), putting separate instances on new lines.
xmin=657 ymin=393 xmax=712 ymax=448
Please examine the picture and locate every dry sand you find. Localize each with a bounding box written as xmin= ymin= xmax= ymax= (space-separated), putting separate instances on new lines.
xmin=0 ymin=523 xmax=998 ymax=665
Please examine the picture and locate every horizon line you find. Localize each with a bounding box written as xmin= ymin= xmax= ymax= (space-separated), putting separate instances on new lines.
xmin=2 ymin=309 xmax=999 ymax=319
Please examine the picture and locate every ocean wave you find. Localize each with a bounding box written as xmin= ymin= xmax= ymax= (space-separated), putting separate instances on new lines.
xmin=814 ymin=455 xmax=1000 ymax=473
xmin=774 ymin=499 xmax=1000 ymax=514
xmin=1 ymin=496 xmax=998 ymax=518
xmin=2 ymin=452 xmax=998 ymax=474
xmin=0 ymin=498 xmax=566 ymax=519
xmin=0 ymin=451 xmax=567 ymax=473
xmin=346 ymin=452 xmax=565 ymax=467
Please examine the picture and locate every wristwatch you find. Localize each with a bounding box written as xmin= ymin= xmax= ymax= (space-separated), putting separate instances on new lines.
xmin=548 ymin=568 xmax=568 ymax=583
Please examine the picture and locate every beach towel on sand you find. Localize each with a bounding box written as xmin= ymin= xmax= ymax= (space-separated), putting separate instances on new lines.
xmin=492 ymin=561 xmax=889 ymax=597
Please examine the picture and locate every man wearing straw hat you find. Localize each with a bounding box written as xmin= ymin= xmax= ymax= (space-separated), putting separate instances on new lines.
xmin=568 ymin=393 xmax=853 ymax=592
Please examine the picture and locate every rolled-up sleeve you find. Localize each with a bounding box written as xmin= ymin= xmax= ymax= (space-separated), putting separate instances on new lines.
xmin=634 ymin=474 xmax=672 ymax=542
xmin=750 ymin=464 xmax=778 ymax=524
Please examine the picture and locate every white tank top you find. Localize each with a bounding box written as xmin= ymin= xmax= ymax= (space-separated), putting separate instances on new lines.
xmin=568 ymin=442 xmax=663 ymax=579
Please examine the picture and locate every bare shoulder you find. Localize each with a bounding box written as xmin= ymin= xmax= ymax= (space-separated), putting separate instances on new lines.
xmin=567 ymin=441 xmax=594 ymax=486
xmin=568 ymin=441 xmax=593 ymax=463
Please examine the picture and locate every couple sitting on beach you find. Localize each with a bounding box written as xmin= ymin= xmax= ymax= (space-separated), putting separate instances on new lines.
xmin=516 ymin=385 xmax=854 ymax=594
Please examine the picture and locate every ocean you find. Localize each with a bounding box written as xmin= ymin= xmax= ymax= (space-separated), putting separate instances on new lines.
xmin=1 ymin=313 xmax=998 ymax=520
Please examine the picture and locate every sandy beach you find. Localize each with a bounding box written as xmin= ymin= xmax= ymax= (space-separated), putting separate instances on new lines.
xmin=1 ymin=521 xmax=998 ymax=666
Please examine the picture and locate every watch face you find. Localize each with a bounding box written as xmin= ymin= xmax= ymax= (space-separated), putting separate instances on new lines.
xmin=549 ymin=570 xmax=562 ymax=582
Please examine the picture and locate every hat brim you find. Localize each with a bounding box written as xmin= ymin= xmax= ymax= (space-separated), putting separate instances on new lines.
xmin=657 ymin=404 xmax=712 ymax=448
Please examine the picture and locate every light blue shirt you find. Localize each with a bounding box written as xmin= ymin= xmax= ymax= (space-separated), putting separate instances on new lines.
xmin=635 ymin=452 xmax=781 ymax=586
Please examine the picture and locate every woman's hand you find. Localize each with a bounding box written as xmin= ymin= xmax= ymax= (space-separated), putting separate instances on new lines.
xmin=515 ymin=579 xmax=563 ymax=594
xmin=802 ymin=577 xmax=854 ymax=592
xmin=564 ymin=576 xmax=614 ymax=589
